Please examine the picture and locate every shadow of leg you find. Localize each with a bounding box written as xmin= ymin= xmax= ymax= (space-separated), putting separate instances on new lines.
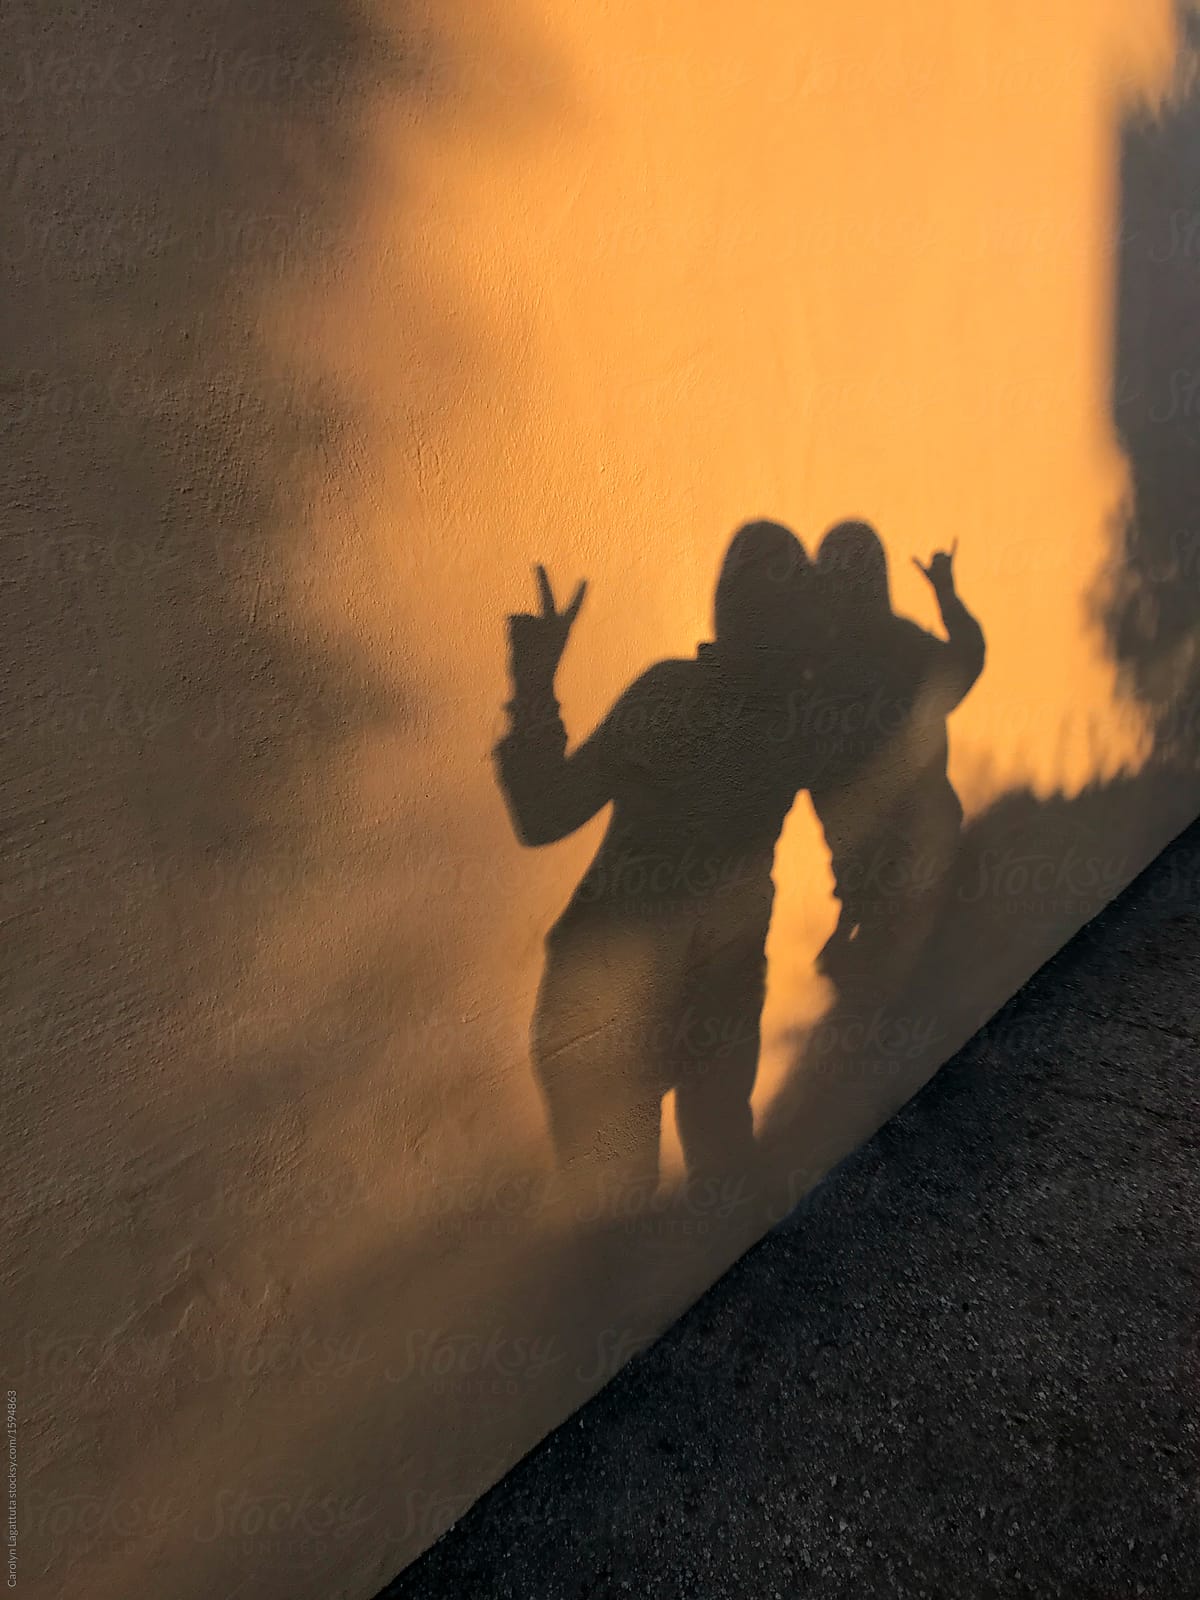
xmin=672 ymin=921 xmax=765 ymax=1187
xmin=533 ymin=928 xmax=665 ymax=1222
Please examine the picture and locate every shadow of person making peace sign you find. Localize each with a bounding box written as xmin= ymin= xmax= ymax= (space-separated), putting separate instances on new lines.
xmin=495 ymin=517 xmax=986 ymax=1218
xmin=494 ymin=523 xmax=816 ymax=1212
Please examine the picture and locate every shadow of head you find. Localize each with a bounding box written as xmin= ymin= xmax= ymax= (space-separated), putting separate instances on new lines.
xmin=815 ymin=519 xmax=892 ymax=615
xmin=713 ymin=519 xmax=811 ymax=656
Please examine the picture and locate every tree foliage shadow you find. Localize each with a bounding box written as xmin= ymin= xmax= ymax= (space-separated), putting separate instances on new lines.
xmin=0 ymin=3 xmax=521 ymax=1595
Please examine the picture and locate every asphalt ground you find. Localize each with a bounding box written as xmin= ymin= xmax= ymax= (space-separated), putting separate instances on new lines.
xmin=380 ymin=821 xmax=1200 ymax=1600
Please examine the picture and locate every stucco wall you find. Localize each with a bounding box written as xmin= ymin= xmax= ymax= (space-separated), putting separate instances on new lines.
xmin=5 ymin=2 xmax=1200 ymax=1597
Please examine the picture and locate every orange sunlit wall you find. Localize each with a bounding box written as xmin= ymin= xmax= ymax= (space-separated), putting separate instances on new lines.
xmin=298 ymin=0 xmax=1180 ymax=1140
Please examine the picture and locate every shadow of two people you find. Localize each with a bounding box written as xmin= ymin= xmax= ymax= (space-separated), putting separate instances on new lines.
xmin=495 ymin=519 xmax=985 ymax=1206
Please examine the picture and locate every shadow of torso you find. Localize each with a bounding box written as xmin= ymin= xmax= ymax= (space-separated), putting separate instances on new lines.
xmin=808 ymin=610 xmax=973 ymax=999
xmin=502 ymin=646 xmax=810 ymax=1197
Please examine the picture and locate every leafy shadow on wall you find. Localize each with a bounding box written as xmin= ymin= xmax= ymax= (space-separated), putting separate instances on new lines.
xmin=1 ymin=2 xmax=553 ymax=1595
xmin=1100 ymin=5 xmax=1200 ymax=757
xmin=2 ymin=1 xmax=429 ymax=1204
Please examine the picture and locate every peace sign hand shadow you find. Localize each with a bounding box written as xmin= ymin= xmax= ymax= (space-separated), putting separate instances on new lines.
xmin=507 ymin=564 xmax=588 ymax=691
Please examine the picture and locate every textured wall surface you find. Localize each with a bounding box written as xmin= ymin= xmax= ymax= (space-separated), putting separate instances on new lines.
xmin=3 ymin=3 xmax=1199 ymax=1598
